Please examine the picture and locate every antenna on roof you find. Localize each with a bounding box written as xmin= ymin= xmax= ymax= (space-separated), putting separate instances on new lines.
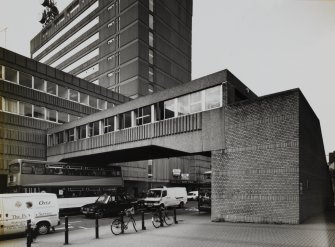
xmin=39 ymin=0 xmax=59 ymax=27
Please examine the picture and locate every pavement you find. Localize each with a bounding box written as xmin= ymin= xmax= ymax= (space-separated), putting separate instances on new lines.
xmin=2 ymin=209 xmax=335 ymax=247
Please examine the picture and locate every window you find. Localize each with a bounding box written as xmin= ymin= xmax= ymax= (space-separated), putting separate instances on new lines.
xmin=98 ymin=99 xmax=107 ymax=110
xmin=34 ymin=77 xmax=45 ymax=91
xmin=177 ymin=95 xmax=190 ymax=116
xmin=107 ymin=102 xmax=114 ymax=109
xmin=119 ymin=111 xmax=132 ymax=129
xmin=19 ymin=72 xmax=32 ymax=88
xmin=149 ymin=32 xmax=153 ymax=47
xmin=149 ymin=14 xmax=153 ymax=30
xmin=80 ymin=93 xmax=89 ymax=105
xmin=69 ymin=89 xmax=79 ymax=102
xmin=88 ymin=121 xmax=100 ymax=137
xmin=19 ymin=102 xmax=32 ymax=117
xmin=149 ymin=67 xmax=153 ymax=82
xmin=205 ymin=86 xmax=221 ymax=110
xmin=46 ymin=81 xmax=57 ymax=95
xmin=148 ymin=84 xmax=154 ymax=93
xmin=149 ymin=0 xmax=154 ymax=12
xmin=148 ymin=159 xmax=153 ymax=177
xmin=33 ymin=106 xmax=45 ymax=119
xmin=58 ymin=112 xmax=68 ymax=124
xmin=0 ymin=65 xmax=3 ymax=79
xmin=149 ymin=49 xmax=153 ymax=64
xmin=58 ymin=85 xmax=68 ymax=99
xmin=55 ymin=131 xmax=64 ymax=144
xmin=0 ymin=97 xmax=3 ymax=111
xmin=164 ymin=99 xmax=176 ymax=119
xmin=5 ymin=67 xmax=18 ymax=83
xmin=65 ymin=49 xmax=99 ymax=73
xmin=5 ymin=99 xmax=18 ymax=114
xmin=66 ymin=128 xmax=75 ymax=142
xmin=136 ymin=106 xmax=151 ymax=125
xmin=69 ymin=114 xmax=80 ymax=122
xmin=190 ymin=91 xmax=202 ymax=113
xmin=89 ymin=95 xmax=98 ymax=108
xmin=76 ymin=64 xmax=99 ymax=79
xmin=104 ymin=117 xmax=114 ymax=133
xmin=78 ymin=125 xmax=87 ymax=139
xmin=46 ymin=109 xmax=57 ymax=122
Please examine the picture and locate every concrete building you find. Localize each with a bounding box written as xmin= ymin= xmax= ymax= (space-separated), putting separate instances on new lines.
xmin=47 ymin=69 xmax=334 ymax=224
xmin=0 ymin=47 xmax=129 ymax=191
xmin=31 ymin=0 xmax=192 ymax=99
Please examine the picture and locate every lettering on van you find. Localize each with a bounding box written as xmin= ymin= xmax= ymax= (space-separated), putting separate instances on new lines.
xmin=11 ymin=214 xmax=28 ymax=220
xmin=39 ymin=200 xmax=51 ymax=205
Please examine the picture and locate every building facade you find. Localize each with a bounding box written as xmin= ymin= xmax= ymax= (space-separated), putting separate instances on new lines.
xmin=31 ymin=0 xmax=192 ymax=99
xmin=46 ymin=69 xmax=334 ymax=223
xmin=0 ymin=47 xmax=129 ymax=192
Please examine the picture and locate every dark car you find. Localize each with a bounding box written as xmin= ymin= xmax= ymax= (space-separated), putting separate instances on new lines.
xmin=81 ymin=194 xmax=137 ymax=218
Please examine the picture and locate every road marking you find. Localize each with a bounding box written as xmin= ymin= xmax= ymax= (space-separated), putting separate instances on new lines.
xmin=78 ymin=226 xmax=91 ymax=230
xmin=62 ymin=221 xmax=82 ymax=224
xmin=55 ymin=226 xmax=74 ymax=230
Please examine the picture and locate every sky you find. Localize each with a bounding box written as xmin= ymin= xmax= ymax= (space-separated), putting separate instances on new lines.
xmin=0 ymin=0 xmax=334 ymax=157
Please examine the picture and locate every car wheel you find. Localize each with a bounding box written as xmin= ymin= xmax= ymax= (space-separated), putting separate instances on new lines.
xmin=36 ymin=222 xmax=50 ymax=235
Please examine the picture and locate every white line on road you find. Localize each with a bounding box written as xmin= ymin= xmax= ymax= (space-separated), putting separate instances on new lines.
xmin=55 ymin=226 xmax=74 ymax=230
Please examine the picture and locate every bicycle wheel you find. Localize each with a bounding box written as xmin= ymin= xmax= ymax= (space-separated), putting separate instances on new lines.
xmin=111 ymin=219 xmax=123 ymax=235
xmin=152 ymin=213 xmax=161 ymax=228
xmin=131 ymin=218 xmax=137 ymax=232
xmin=164 ymin=211 xmax=173 ymax=226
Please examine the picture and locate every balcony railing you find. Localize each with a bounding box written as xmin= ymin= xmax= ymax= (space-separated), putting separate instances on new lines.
xmin=48 ymin=112 xmax=202 ymax=156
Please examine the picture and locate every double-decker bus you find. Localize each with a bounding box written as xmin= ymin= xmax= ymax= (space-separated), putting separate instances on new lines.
xmin=7 ymin=159 xmax=124 ymax=213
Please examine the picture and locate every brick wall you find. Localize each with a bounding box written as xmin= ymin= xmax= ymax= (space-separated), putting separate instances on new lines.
xmin=212 ymin=90 xmax=301 ymax=224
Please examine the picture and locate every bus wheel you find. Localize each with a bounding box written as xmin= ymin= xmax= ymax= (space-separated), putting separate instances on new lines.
xmin=36 ymin=222 xmax=50 ymax=235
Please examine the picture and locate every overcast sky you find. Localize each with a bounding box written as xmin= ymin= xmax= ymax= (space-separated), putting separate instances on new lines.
xmin=0 ymin=0 xmax=334 ymax=157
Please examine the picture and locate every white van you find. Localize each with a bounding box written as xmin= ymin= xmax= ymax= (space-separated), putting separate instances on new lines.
xmin=187 ymin=191 xmax=199 ymax=200
xmin=144 ymin=187 xmax=187 ymax=208
xmin=0 ymin=193 xmax=60 ymax=236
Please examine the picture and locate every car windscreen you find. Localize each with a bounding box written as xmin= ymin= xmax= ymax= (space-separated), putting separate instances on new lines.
xmin=96 ymin=195 xmax=109 ymax=203
xmin=147 ymin=190 xmax=161 ymax=198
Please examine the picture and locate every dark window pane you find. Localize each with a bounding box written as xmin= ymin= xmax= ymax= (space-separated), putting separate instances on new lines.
xmin=5 ymin=67 xmax=18 ymax=83
xmin=67 ymin=128 xmax=75 ymax=142
xmin=69 ymin=89 xmax=79 ymax=102
xmin=46 ymin=109 xmax=57 ymax=122
xmin=164 ymin=99 xmax=175 ymax=119
xmin=80 ymin=93 xmax=89 ymax=105
xmin=58 ymin=112 xmax=68 ymax=124
xmin=33 ymin=106 xmax=45 ymax=119
xmin=58 ymin=85 xmax=68 ymax=99
xmin=104 ymin=117 xmax=114 ymax=133
xmin=89 ymin=96 xmax=97 ymax=108
xmin=47 ymin=81 xmax=57 ymax=95
xmin=205 ymin=86 xmax=221 ymax=110
xmin=19 ymin=102 xmax=32 ymax=117
xmin=79 ymin=125 xmax=87 ymax=139
xmin=34 ymin=77 xmax=45 ymax=91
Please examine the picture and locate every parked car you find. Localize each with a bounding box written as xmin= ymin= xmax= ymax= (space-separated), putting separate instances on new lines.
xmin=144 ymin=187 xmax=187 ymax=208
xmin=80 ymin=194 xmax=136 ymax=218
xmin=187 ymin=191 xmax=199 ymax=201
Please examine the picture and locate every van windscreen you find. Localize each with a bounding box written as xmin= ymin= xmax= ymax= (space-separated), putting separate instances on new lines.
xmin=147 ymin=190 xmax=161 ymax=198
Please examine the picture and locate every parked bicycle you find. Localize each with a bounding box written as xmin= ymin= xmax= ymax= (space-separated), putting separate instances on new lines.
xmin=151 ymin=206 xmax=173 ymax=228
xmin=111 ymin=207 xmax=137 ymax=235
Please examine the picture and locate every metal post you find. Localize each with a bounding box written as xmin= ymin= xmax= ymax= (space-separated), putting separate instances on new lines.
xmin=159 ymin=208 xmax=163 ymax=227
xmin=95 ymin=213 xmax=99 ymax=239
xmin=120 ymin=213 xmax=124 ymax=234
xmin=64 ymin=216 xmax=69 ymax=245
xmin=141 ymin=211 xmax=146 ymax=230
xmin=173 ymin=207 xmax=178 ymax=224
xmin=26 ymin=219 xmax=32 ymax=247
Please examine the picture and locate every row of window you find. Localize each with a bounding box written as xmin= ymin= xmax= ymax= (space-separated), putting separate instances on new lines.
xmin=0 ymin=96 xmax=80 ymax=124
xmin=0 ymin=65 xmax=113 ymax=110
xmin=33 ymin=1 xmax=99 ymax=58
xmin=48 ymin=85 xmax=222 ymax=146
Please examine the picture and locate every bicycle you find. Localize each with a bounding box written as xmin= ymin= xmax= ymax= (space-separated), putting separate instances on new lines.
xmin=151 ymin=206 xmax=174 ymax=228
xmin=111 ymin=207 xmax=137 ymax=235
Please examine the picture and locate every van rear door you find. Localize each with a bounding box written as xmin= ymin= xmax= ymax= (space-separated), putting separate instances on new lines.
xmin=2 ymin=196 xmax=27 ymax=235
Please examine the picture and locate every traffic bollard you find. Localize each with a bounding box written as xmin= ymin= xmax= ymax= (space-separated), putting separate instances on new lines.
xmin=141 ymin=211 xmax=146 ymax=230
xmin=120 ymin=213 xmax=124 ymax=234
xmin=95 ymin=213 xmax=99 ymax=239
xmin=159 ymin=208 xmax=164 ymax=227
xmin=173 ymin=207 xmax=178 ymax=224
xmin=64 ymin=216 xmax=69 ymax=245
xmin=26 ymin=219 xmax=32 ymax=247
